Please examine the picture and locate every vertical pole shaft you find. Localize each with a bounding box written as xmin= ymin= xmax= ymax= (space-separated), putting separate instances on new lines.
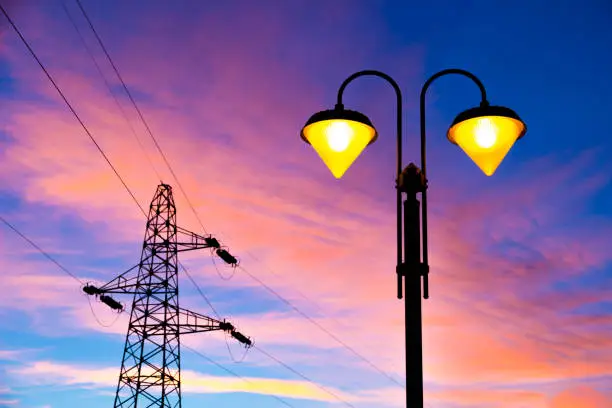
xmin=404 ymin=191 xmax=424 ymax=408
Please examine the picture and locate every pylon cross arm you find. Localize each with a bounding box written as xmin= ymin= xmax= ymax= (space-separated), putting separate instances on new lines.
xmin=177 ymin=306 xmax=234 ymax=335
xmin=84 ymin=263 xmax=141 ymax=296
xmin=175 ymin=226 xmax=220 ymax=253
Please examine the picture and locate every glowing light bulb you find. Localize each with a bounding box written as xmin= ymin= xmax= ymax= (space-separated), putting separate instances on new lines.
xmin=326 ymin=121 xmax=353 ymax=152
xmin=474 ymin=118 xmax=498 ymax=148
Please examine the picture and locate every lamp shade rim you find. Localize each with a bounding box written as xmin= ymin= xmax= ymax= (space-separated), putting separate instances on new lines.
xmin=447 ymin=105 xmax=527 ymax=145
xmin=300 ymin=108 xmax=378 ymax=145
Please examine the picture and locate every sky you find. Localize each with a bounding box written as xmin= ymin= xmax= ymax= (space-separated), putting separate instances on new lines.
xmin=0 ymin=0 xmax=611 ymax=407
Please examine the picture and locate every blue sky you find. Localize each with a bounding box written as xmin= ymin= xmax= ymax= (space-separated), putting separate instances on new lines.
xmin=1 ymin=1 xmax=611 ymax=407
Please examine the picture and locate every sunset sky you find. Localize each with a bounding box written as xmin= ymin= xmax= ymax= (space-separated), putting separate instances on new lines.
xmin=1 ymin=1 xmax=611 ymax=407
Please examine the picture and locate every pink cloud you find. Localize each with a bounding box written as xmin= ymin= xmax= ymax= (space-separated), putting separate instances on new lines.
xmin=428 ymin=388 xmax=547 ymax=408
xmin=549 ymin=386 xmax=611 ymax=408
xmin=8 ymin=357 xmax=399 ymax=405
xmin=1 ymin=2 xmax=611 ymax=406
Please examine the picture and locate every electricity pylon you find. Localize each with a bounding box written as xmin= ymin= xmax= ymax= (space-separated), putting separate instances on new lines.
xmin=83 ymin=183 xmax=251 ymax=408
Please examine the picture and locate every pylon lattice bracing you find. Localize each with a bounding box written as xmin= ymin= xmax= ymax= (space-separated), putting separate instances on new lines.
xmin=83 ymin=184 xmax=251 ymax=408
xmin=116 ymin=184 xmax=181 ymax=407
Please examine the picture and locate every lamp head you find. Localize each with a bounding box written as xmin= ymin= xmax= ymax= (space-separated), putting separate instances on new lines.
xmin=301 ymin=105 xmax=377 ymax=178
xmin=447 ymin=103 xmax=526 ymax=176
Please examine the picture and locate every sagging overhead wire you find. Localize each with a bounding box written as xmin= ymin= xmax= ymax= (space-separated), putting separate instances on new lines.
xmin=0 ymin=214 xmax=119 ymax=328
xmin=0 ymin=3 xmax=406 ymax=401
xmin=224 ymin=330 xmax=250 ymax=363
xmin=211 ymin=247 xmax=238 ymax=280
xmin=180 ymin=261 xmax=249 ymax=362
xmin=182 ymin=344 xmax=296 ymax=408
xmin=245 ymin=250 xmax=346 ymax=328
xmin=61 ymin=0 xmax=164 ymax=183
xmin=62 ymin=0 xmax=404 ymax=392
xmin=179 ymin=261 xmax=221 ymax=318
xmin=74 ymin=0 xmax=213 ymax=236
xmin=1 ymin=0 xmax=244 ymax=359
xmin=65 ymin=0 xmax=240 ymax=336
xmin=0 ymin=217 xmax=290 ymax=406
xmin=85 ymin=290 xmax=121 ymax=327
xmin=0 ymin=2 xmax=147 ymax=219
xmin=72 ymin=0 xmax=250 ymax=290
xmin=0 ymin=215 xmax=83 ymax=285
xmin=254 ymin=345 xmax=357 ymax=408
xmin=236 ymin=264 xmax=405 ymax=389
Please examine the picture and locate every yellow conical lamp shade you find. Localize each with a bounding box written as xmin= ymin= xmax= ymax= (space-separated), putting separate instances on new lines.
xmin=447 ymin=104 xmax=527 ymax=176
xmin=301 ymin=108 xmax=377 ymax=178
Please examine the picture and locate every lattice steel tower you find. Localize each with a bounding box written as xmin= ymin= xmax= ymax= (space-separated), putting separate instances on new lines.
xmin=84 ymin=184 xmax=250 ymax=408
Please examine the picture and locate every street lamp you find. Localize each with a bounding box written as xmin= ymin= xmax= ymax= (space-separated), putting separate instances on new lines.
xmin=300 ymin=69 xmax=526 ymax=407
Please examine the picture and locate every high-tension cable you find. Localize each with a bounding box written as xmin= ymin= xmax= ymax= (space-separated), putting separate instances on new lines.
xmin=0 ymin=215 xmax=294 ymax=406
xmin=0 ymin=215 xmax=83 ymax=285
xmin=254 ymin=345 xmax=357 ymax=407
xmin=237 ymin=265 xmax=405 ymax=388
xmin=69 ymin=2 xmax=403 ymax=390
xmin=74 ymin=0 xmax=210 ymax=238
xmin=61 ymin=1 xmax=164 ymax=183
xmin=71 ymin=0 xmax=241 ymax=284
xmin=181 ymin=344 xmax=297 ymax=408
xmin=0 ymin=2 xmax=147 ymax=218
xmin=5 ymin=0 xmax=403 ymax=392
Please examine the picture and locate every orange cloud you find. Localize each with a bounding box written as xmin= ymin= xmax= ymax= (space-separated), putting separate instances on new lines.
xmin=1 ymin=3 xmax=611 ymax=407
xmin=549 ymin=386 xmax=611 ymax=408
xmin=9 ymin=358 xmax=386 ymax=404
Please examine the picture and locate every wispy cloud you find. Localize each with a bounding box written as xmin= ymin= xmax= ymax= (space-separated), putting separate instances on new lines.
xmin=1 ymin=1 xmax=611 ymax=407
xmin=9 ymin=359 xmax=362 ymax=403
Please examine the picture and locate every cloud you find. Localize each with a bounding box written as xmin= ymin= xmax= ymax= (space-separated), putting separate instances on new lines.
xmin=8 ymin=359 xmax=360 ymax=403
xmin=1 ymin=2 xmax=611 ymax=407
xmin=428 ymin=388 xmax=546 ymax=408
xmin=549 ymin=385 xmax=611 ymax=408
xmin=0 ymin=382 xmax=18 ymax=408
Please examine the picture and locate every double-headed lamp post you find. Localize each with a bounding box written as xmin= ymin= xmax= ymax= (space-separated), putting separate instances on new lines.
xmin=300 ymin=69 xmax=527 ymax=407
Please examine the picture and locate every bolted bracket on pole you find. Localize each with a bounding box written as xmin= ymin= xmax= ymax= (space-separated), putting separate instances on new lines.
xmin=397 ymin=162 xmax=427 ymax=194
xmin=397 ymin=162 xmax=430 ymax=300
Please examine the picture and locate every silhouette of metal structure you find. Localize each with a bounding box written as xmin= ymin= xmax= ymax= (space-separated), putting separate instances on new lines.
xmin=84 ymin=184 xmax=251 ymax=408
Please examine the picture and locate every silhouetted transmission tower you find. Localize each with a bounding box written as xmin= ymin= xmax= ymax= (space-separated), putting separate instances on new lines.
xmin=84 ymin=184 xmax=251 ymax=408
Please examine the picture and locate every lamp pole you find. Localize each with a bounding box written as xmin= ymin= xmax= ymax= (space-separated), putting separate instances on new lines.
xmin=335 ymin=69 xmax=490 ymax=408
xmin=302 ymin=66 xmax=526 ymax=407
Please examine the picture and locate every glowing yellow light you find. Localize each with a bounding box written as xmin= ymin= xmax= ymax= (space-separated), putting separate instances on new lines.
xmin=302 ymin=119 xmax=376 ymax=178
xmin=474 ymin=118 xmax=498 ymax=148
xmin=326 ymin=121 xmax=353 ymax=152
xmin=448 ymin=115 xmax=524 ymax=176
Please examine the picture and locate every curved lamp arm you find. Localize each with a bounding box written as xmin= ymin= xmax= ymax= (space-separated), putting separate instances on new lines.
xmin=337 ymin=70 xmax=403 ymax=180
xmin=336 ymin=70 xmax=404 ymax=298
xmin=419 ymin=68 xmax=488 ymax=299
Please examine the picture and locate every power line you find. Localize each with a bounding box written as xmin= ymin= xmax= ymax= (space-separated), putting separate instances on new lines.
xmin=182 ymin=344 xmax=296 ymax=408
xmin=0 ymin=2 xmax=285 ymax=394
xmin=0 ymin=2 xmax=147 ymax=218
xmin=70 ymin=0 xmax=404 ymax=389
xmin=237 ymin=264 xmax=405 ymax=388
xmin=0 ymin=213 xmax=414 ymax=407
xmin=0 ymin=214 xmax=83 ymax=285
xmin=1 ymin=2 xmax=409 ymax=400
xmin=62 ymin=0 xmax=241 ymax=336
xmin=52 ymin=0 xmax=403 ymax=393
xmin=0 ymin=1 xmax=242 ymax=373
xmin=0 ymin=217 xmax=294 ymax=407
xmin=245 ymin=250 xmax=348 ymax=329
xmin=0 ymin=8 xmax=429 ymax=400
xmin=179 ymin=260 xmax=221 ymax=319
xmin=86 ymin=293 xmax=121 ymax=327
xmin=62 ymin=0 xmax=237 ymax=351
xmin=61 ymin=0 xmax=164 ymax=183
xmin=74 ymin=0 xmax=208 ymax=237
xmin=254 ymin=345 xmax=357 ymax=408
